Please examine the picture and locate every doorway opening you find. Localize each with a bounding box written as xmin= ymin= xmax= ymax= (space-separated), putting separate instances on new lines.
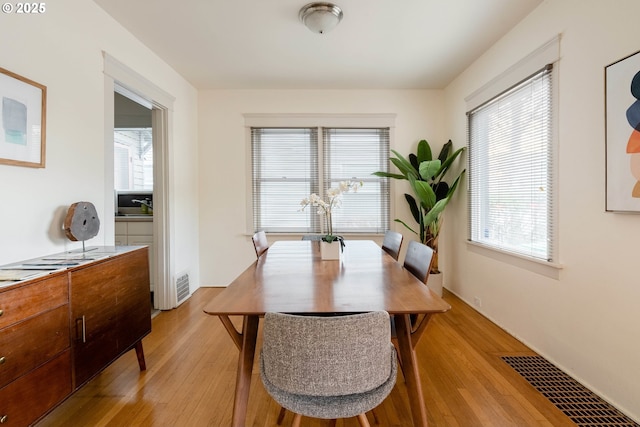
xmin=114 ymin=89 xmax=156 ymax=308
xmin=104 ymin=52 xmax=176 ymax=311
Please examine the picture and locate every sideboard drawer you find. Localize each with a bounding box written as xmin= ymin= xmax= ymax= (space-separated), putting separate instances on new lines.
xmin=0 ymin=304 xmax=70 ymax=388
xmin=0 ymin=349 xmax=72 ymax=427
xmin=0 ymin=274 xmax=69 ymax=330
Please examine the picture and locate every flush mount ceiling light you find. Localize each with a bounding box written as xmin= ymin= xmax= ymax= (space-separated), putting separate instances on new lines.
xmin=299 ymin=2 xmax=343 ymax=34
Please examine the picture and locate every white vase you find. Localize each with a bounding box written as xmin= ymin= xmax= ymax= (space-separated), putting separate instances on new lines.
xmin=320 ymin=241 xmax=341 ymax=260
xmin=427 ymin=272 xmax=443 ymax=297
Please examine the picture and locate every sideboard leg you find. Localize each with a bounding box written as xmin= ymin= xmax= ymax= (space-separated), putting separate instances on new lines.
xmin=135 ymin=341 xmax=147 ymax=371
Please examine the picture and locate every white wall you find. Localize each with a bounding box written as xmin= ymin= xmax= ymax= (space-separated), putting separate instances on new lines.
xmin=444 ymin=0 xmax=640 ymax=420
xmin=0 ymin=0 xmax=200 ymax=293
xmin=198 ymin=90 xmax=445 ymax=286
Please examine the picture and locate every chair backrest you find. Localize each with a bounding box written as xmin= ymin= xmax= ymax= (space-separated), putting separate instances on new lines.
xmin=252 ymin=231 xmax=269 ymax=258
xmin=261 ymin=311 xmax=393 ymax=397
xmin=381 ymin=230 xmax=403 ymax=261
xmin=403 ymin=240 xmax=434 ymax=284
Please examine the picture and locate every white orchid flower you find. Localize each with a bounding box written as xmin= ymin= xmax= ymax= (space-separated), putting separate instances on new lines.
xmin=299 ymin=180 xmax=363 ymax=238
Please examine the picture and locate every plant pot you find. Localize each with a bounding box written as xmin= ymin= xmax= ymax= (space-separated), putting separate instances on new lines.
xmin=320 ymin=241 xmax=341 ymax=260
xmin=427 ymin=272 xmax=443 ymax=297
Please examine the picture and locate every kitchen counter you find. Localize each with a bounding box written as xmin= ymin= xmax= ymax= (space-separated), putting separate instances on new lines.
xmin=114 ymin=219 xmax=154 ymax=291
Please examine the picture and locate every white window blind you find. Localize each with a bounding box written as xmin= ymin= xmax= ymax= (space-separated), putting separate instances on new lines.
xmin=468 ymin=65 xmax=555 ymax=261
xmin=323 ymin=128 xmax=390 ymax=233
xmin=114 ymin=144 xmax=131 ymax=189
xmin=252 ymin=128 xmax=318 ymax=233
xmin=252 ymin=127 xmax=390 ymax=234
xmin=114 ymin=128 xmax=153 ymax=191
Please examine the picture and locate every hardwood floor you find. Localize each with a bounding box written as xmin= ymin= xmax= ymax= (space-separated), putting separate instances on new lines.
xmin=37 ymin=288 xmax=575 ymax=427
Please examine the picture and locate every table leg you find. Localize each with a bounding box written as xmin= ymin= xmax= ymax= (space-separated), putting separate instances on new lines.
xmin=219 ymin=315 xmax=242 ymax=351
xmin=395 ymin=314 xmax=428 ymax=427
xmin=231 ymin=315 xmax=259 ymax=427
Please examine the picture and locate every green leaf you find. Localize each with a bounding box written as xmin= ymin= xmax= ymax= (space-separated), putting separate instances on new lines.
xmin=394 ymin=218 xmax=418 ymax=235
xmin=390 ymin=150 xmax=418 ymax=179
xmin=408 ymin=153 xmax=419 ymax=172
xmin=436 ymin=146 xmax=465 ymax=179
xmin=372 ymin=171 xmax=406 ymax=180
xmin=417 ymin=139 xmax=432 ymax=163
xmin=423 ymin=198 xmax=449 ymax=228
xmin=423 ymin=171 xmax=465 ymax=234
xmin=445 ymin=170 xmax=464 ymax=199
xmin=410 ymin=176 xmax=436 ymax=209
xmin=418 ymin=160 xmax=441 ymax=181
xmin=437 ymin=140 xmax=452 ymax=164
xmin=404 ymin=193 xmax=420 ymax=224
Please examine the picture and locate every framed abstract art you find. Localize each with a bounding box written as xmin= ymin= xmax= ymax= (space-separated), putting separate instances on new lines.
xmin=0 ymin=67 xmax=46 ymax=168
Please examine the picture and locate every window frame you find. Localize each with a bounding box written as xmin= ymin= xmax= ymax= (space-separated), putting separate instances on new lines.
xmin=244 ymin=114 xmax=396 ymax=237
xmin=464 ymin=36 xmax=562 ymax=273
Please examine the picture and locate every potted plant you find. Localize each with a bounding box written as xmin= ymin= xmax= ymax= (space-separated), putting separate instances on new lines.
xmin=300 ymin=180 xmax=362 ymax=259
xmin=374 ymin=140 xmax=465 ymax=293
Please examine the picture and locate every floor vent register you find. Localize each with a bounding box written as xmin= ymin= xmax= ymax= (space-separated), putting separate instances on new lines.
xmin=501 ymin=355 xmax=638 ymax=427
xmin=176 ymin=272 xmax=190 ymax=305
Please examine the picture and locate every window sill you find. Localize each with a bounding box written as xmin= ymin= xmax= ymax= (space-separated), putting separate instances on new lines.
xmin=247 ymin=232 xmax=384 ymax=240
xmin=466 ymin=241 xmax=562 ymax=280
xmin=248 ymin=232 xmax=385 ymax=239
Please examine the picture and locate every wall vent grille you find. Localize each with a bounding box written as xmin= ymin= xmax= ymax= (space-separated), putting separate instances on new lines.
xmin=502 ymin=355 xmax=638 ymax=427
xmin=176 ymin=272 xmax=190 ymax=305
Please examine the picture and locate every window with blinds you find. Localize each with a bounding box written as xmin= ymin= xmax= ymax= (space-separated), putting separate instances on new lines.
xmin=323 ymin=128 xmax=390 ymax=233
xmin=252 ymin=127 xmax=390 ymax=234
xmin=114 ymin=128 xmax=153 ymax=191
xmin=252 ymin=128 xmax=318 ymax=233
xmin=468 ymin=65 xmax=555 ymax=262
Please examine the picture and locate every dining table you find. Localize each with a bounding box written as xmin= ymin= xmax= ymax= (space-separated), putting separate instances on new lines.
xmin=203 ymin=239 xmax=451 ymax=427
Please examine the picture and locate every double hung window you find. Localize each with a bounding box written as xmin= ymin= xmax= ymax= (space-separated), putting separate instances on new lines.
xmin=468 ymin=65 xmax=555 ymax=262
xmin=251 ymin=127 xmax=390 ymax=234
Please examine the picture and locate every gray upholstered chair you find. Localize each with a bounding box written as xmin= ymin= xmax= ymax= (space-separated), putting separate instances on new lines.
xmin=260 ymin=311 xmax=397 ymax=427
xmin=252 ymin=231 xmax=269 ymax=258
xmin=381 ymin=230 xmax=403 ymax=261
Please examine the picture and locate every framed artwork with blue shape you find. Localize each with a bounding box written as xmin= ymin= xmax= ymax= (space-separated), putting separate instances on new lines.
xmin=0 ymin=67 xmax=46 ymax=168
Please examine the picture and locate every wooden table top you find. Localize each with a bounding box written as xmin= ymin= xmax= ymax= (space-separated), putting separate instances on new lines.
xmin=203 ymin=240 xmax=451 ymax=316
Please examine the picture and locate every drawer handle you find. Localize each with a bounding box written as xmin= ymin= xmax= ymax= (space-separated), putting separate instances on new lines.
xmin=0 ymin=309 xmax=3 ymax=317
xmin=0 ymin=356 xmax=5 ymax=365
xmin=0 ymin=415 xmax=7 ymax=424
xmin=76 ymin=316 xmax=87 ymax=343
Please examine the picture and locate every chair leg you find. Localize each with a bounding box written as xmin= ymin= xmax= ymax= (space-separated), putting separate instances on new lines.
xmin=292 ymin=413 xmax=302 ymax=427
xmin=276 ymin=406 xmax=286 ymax=425
xmin=357 ymin=413 xmax=371 ymax=427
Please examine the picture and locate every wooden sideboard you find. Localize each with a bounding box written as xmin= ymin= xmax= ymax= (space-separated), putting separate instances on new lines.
xmin=0 ymin=246 xmax=151 ymax=426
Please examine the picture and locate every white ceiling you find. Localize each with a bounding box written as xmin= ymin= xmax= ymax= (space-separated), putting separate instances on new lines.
xmin=93 ymin=0 xmax=542 ymax=90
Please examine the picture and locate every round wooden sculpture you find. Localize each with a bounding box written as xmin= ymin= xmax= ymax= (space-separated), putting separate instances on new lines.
xmin=64 ymin=201 xmax=100 ymax=242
